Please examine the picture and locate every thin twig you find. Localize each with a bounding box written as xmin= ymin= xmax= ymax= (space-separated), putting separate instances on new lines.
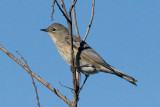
xmin=59 ymin=0 xmax=71 ymax=29
xmin=59 ymin=82 xmax=74 ymax=91
xmin=51 ymin=0 xmax=56 ymax=21
xmin=59 ymin=0 xmax=68 ymax=18
xmin=16 ymin=51 xmax=28 ymax=66
xmin=16 ymin=51 xmax=41 ymax=107
xmin=79 ymin=75 xmax=89 ymax=92
xmin=83 ymin=0 xmax=95 ymax=41
xmin=72 ymin=0 xmax=80 ymax=38
xmin=0 ymin=44 xmax=72 ymax=107
xmin=55 ymin=0 xmax=71 ymax=23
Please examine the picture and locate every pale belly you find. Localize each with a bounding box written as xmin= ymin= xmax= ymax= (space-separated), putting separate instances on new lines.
xmin=55 ymin=44 xmax=99 ymax=75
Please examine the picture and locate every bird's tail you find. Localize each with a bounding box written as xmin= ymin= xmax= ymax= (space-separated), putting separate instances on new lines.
xmin=110 ymin=67 xmax=137 ymax=85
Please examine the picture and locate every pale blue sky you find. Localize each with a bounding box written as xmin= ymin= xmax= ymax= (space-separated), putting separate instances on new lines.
xmin=0 ymin=0 xmax=160 ymax=107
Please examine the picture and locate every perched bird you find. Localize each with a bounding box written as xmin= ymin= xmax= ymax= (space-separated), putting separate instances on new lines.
xmin=41 ymin=23 xmax=137 ymax=85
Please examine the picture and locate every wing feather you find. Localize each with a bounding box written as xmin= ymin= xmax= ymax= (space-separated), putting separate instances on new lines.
xmin=66 ymin=36 xmax=113 ymax=71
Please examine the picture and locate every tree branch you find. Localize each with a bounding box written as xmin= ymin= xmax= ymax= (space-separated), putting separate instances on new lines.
xmin=83 ymin=0 xmax=95 ymax=41
xmin=0 ymin=44 xmax=72 ymax=107
xmin=59 ymin=0 xmax=69 ymax=18
xmin=16 ymin=51 xmax=41 ymax=107
xmin=52 ymin=0 xmax=80 ymax=106
xmin=51 ymin=0 xmax=56 ymax=21
xmin=68 ymin=1 xmax=80 ymax=107
xmin=59 ymin=0 xmax=72 ymax=31
xmin=72 ymin=0 xmax=81 ymax=93
xmin=54 ymin=0 xmax=71 ymax=23
xmin=72 ymin=0 xmax=80 ymax=38
xmin=79 ymin=75 xmax=89 ymax=92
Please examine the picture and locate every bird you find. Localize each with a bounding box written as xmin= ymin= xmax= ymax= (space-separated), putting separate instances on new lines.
xmin=41 ymin=23 xmax=137 ymax=85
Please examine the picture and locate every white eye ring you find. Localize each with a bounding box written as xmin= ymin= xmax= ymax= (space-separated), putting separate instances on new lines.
xmin=52 ymin=28 xmax=56 ymax=32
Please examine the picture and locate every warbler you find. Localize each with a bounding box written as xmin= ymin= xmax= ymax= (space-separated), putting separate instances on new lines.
xmin=41 ymin=23 xmax=137 ymax=85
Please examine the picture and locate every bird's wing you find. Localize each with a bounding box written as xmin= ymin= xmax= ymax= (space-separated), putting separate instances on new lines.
xmin=65 ymin=36 xmax=137 ymax=85
xmin=66 ymin=36 xmax=113 ymax=70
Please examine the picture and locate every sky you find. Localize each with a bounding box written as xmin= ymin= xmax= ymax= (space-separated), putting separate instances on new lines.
xmin=0 ymin=0 xmax=160 ymax=107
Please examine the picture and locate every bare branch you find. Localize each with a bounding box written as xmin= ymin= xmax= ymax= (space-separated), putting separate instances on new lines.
xmin=73 ymin=0 xmax=81 ymax=97
xmin=59 ymin=82 xmax=74 ymax=91
xmin=55 ymin=0 xmax=71 ymax=23
xmin=68 ymin=1 xmax=81 ymax=107
xmin=83 ymin=0 xmax=95 ymax=41
xmin=72 ymin=0 xmax=80 ymax=38
xmin=16 ymin=51 xmax=41 ymax=107
xmin=79 ymin=75 xmax=89 ymax=92
xmin=59 ymin=0 xmax=71 ymax=28
xmin=0 ymin=44 xmax=72 ymax=107
xmin=76 ymin=71 xmax=81 ymax=87
xmin=51 ymin=0 xmax=56 ymax=21
xmin=59 ymin=0 xmax=68 ymax=18
xmin=54 ymin=0 xmax=80 ymax=106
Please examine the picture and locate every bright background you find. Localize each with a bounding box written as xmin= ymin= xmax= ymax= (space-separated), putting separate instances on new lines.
xmin=0 ymin=0 xmax=160 ymax=107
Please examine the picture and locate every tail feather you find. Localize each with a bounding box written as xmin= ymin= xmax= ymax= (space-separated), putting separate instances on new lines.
xmin=110 ymin=67 xmax=137 ymax=85
xmin=117 ymin=72 xmax=137 ymax=85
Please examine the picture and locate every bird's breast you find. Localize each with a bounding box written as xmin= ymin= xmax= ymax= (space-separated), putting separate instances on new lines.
xmin=55 ymin=43 xmax=71 ymax=65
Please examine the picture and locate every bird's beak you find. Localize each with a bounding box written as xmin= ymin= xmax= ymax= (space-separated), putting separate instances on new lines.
xmin=40 ymin=29 xmax=48 ymax=32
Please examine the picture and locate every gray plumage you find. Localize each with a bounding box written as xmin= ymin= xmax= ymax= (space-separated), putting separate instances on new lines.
xmin=41 ymin=23 xmax=137 ymax=85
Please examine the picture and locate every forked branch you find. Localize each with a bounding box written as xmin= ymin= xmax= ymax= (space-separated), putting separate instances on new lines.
xmin=54 ymin=0 xmax=71 ymax=23
xmin=16 ymin=51 xmax=40 ymax=107
xmin=51 ymin=0 xmax=94 ymax=106
xmin=0 ymin=44 xmax=72 ymax=107
xmin=59 ymin=0 xmax=68 ymax=18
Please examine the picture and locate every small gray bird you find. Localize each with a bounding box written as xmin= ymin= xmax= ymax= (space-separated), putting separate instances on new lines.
xmin=41 ymin=23 xmax=137 ymax=85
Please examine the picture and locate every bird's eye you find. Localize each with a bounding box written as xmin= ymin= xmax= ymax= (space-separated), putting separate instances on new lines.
xmin=52 ymin=28 xmax=56 ymax=32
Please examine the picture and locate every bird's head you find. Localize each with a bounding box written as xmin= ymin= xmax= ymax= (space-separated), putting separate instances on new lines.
xmin=41 ymin=23 xmax=69 ymax=43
